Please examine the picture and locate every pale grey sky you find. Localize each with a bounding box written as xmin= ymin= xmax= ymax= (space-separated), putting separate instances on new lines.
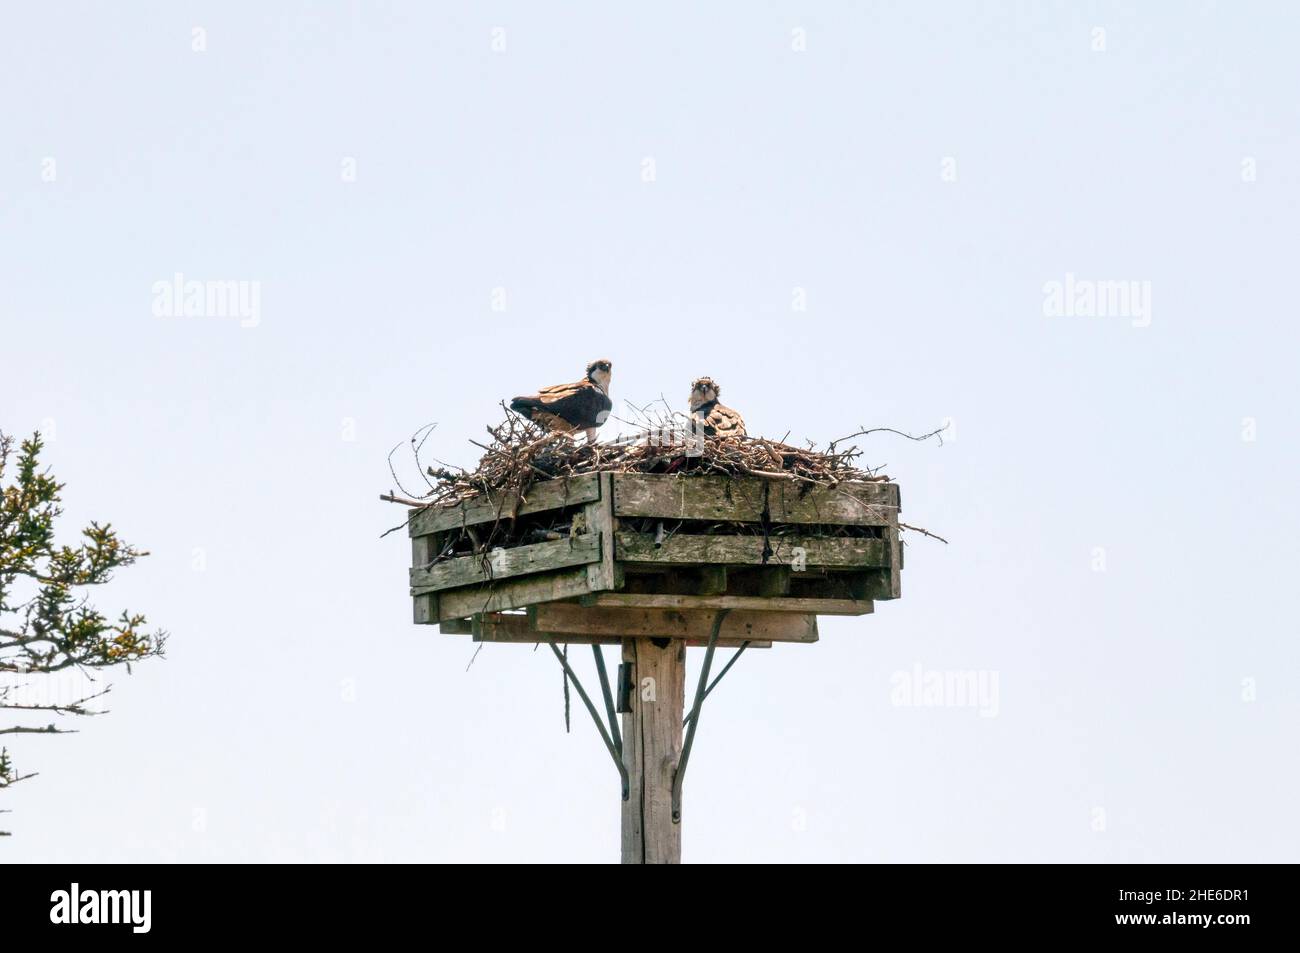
xmin=2 ymin=1 xmax=1297 ymax=862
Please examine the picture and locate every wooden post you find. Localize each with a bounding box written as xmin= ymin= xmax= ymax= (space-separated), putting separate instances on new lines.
xmin=620 ymin=637 xmax=685 ymax=864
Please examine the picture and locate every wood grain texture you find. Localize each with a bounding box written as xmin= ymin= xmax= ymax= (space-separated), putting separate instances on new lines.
xmin=461 ymin=612 xmax=768 ymax=647
xmin=410 ymin=535 xmax=599 ymax=593
xmin=611 ymin=474 xmax=898 ymax=525
xmin=695 ymin=565 xmax=728 ymax=595
xmin=582 ymin=592 xmax=874 ymax=615
xmin=532 ymin=603 xmax=817 ymax=643
xmin=616 ymin=532 xmax=891 ymax=568
xmin=434 ymin=567 xmax=593 ymax=621
xmin=408 ymin=473 xmax=600 ymax=536
xmin=584 ymin=472 xmax=623 ymax=593
xmin=621 ymin=638 xmax=685 ymax=864
xmin=757 ymin=565 xmax=792 ymax=597
xmin=888 ymin=526 xmax=903 ymax=599
xmin=852 ymin=569 xmax=897 ymax=601
xmin=411 ymin=534 xmax=438 ymax=624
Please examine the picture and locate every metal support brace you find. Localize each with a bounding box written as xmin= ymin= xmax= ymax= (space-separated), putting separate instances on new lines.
xmin=683 ymin=640 xmax=751 ymax=727
xmin=547 ymin=640 xmax=630 ymax=800
xmin=590 ymin=644 xmax=622 ymax=757
xmin=671 ymin=608 xmax=731 ymax=824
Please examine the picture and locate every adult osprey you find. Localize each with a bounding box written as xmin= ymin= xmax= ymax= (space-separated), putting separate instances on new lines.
xmin=688 ymin=376 xmax=746 ymax=438
xmin=510 ymin=359 xmax=613 ymax=443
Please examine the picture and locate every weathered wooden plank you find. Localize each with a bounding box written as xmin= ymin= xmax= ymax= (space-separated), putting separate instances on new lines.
xmin=475 ymin=631 xmax=769 ymax=648
xmin=773 ymin=481 xmax=898 ymax=525
xmin=696 ymin=565 xmax=728 ymax=595
xmin=612 ymin=474 xmax=761 ymax=521
xmin=409 ymin=473 xmax=601 ymax=537
xmin=584 ymin=472 xmax=623 ymax=593
xmin=531 ymin=604 xmax=818 ymax=643
xmin=411 ymin=535 xmax=438 ymax=623
xmin=413 ymin=593 xmax=438 ymax=624
xmin=434 ymin=567 xmax=593 ymax=621
xmin=410 ymin=535 xmax=599 ymax=593
xmin=757 ymin=566 xmax=792 ymax=597
xmin=611 ymin=474 xmax=898 ymax=525
xmin=615 ymin=532 xmax=890 ymax=568
xmin=464 ymin=612 xmax=768 ymax=647
xmin=580 ymin=593 xmax=874 ymax=615
xmin=888 ymin=527 xmax=902 ymax=599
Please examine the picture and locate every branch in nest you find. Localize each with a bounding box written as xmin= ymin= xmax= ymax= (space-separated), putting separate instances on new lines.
xmin=828 ymin=425 xmax=948 ymax=453
xmin=380 ymin=407 xmax=915 ymax=519
xmin=379 ymin=493 xmax=426 ymax=507
xmin=900 ymin=522 xmax=949 ymax=544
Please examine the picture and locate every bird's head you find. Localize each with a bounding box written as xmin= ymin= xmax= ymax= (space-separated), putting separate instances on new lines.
xmin=689 ymin=376 xmax=720 ymax=411
xmin=586 ymin=358 xmax=613 ymax=393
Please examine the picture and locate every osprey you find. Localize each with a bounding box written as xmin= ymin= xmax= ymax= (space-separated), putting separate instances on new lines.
xmin=510 ymin=359 xmax=613 ymax=443
xmin=688 ymin=376 xmax=746 ymax=438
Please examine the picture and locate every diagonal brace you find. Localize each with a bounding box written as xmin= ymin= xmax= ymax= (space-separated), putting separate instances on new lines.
xmin=683 ymin=640 xmax=751 ymax=727
xmin=671 ymin=608 xmax=731 ymax=824
xmin=590 ymin=644 xmax=622 ymax=757
xmin=547 ymin=640 xmax=629 ymax=800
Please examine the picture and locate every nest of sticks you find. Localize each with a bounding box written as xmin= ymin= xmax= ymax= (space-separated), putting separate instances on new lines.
xmin=380 ymin=407 xmax=945 ymax=561
xmin=393 ymin=408 xmax=892 ymax=515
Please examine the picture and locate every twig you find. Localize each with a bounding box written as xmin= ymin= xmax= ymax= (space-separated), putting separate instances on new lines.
xmin=379 ymin=493 xmax=426 ymax=507
xmin=828 ymin=425 xmax=947 ymax=453
xmin=900 ymin=522 xmax=949 ymax=544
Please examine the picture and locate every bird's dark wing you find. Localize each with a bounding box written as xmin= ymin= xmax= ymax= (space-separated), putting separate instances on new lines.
xmin=510 ymin=379 xmax=611 ymax=429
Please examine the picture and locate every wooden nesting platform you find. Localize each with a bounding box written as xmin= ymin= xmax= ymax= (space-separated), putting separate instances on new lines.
xmin=408 ymin=471 xmax=901 ymax=645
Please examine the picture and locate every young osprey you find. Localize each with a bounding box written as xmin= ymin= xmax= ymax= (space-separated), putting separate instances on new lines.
xmin=510 ymin=359 xmax=613 ymax=443
xmin=688 ymin=376 xmax=746 ymax=438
